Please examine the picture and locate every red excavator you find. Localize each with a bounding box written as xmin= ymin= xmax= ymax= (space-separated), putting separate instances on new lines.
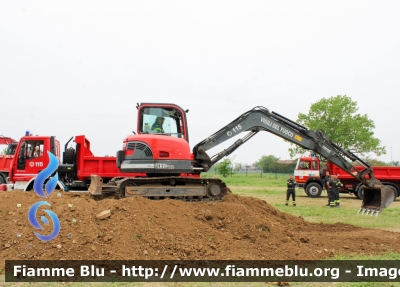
xmin=0 ymin=136 xmax=17 ymax=155
xmin=0 ymin=136 xmax=18 ymax=184
xmin=89 ymin=103 xmax=396 ymax=215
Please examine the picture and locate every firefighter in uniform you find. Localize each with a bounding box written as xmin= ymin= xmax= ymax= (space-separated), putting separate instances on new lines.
xmin=328 ymin=174 xmax=342 ymax=207
xmin=323 ymin=171 xmax=331 ymax=206
xmin=285 ymin=174 xmax=297 ymax=206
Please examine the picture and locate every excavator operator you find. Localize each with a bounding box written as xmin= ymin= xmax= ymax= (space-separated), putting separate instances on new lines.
xmin=151 ymin=117 xmax=165 ymax=133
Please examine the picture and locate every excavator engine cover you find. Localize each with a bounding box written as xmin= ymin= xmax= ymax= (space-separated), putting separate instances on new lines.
xmin=361 ymin=185 xmax=396 ymax=215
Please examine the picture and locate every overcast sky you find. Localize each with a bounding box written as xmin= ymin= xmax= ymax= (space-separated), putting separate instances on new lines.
xmin=1 ymin=1 xmax=399 ymax=166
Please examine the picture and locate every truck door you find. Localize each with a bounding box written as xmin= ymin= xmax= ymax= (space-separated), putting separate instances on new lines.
xmin=17 ymin=141 xmax=27 ymax=170
xmin=17 ymin=140 xmax=47 ymax=179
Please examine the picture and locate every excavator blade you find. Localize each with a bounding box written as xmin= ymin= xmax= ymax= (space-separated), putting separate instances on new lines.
xmin=89 ymin=174 xmax=103 ymax=195
xmin=361 ymin=185 xmax=396 ymax=215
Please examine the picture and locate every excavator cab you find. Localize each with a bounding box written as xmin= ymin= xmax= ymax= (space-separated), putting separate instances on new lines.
xmin=0 ymin=136 xmax=17 ymax=155
xmin=5 ymin=142 xmax=17 ymax=155
xmin=137 ymin=103 xmax=189 ymax=141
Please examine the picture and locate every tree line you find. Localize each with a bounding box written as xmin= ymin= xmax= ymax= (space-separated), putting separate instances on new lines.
xmin=253 ymin=155 xmax=296 ymax=173
xmin=213 ymin=154 xmax=399 ymax=178
xmin=213 ymin=155 xmax=297 ymax=177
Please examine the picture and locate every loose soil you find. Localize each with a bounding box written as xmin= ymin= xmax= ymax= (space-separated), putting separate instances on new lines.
xmin=1 ymin=189 xmax=400 ymax=270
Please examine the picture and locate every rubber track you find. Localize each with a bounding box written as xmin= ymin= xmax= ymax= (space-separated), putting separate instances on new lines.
xmin=113 ymin=176 xmax=228 ymax=202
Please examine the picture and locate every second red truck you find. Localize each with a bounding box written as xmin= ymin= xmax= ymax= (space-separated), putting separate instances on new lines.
xmin=295 ymin=155 xmax=400 ymax=199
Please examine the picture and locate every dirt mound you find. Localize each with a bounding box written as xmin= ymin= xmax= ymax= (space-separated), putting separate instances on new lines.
xmin=1 ymin=190 xmax=400 ymax=270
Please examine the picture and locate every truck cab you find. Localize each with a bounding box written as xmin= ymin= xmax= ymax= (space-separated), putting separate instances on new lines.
xmin=294 ymin=156 xmax=321 ymax=184
xmin=9 ymin=136 xmax=61 ymax=190
xmin=294 ymin=156 xmax=324 ymax=197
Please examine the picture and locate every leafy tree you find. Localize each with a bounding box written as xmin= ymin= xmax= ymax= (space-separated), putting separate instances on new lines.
xmin=254 ymin=155 xmax=279 ymax=173
xmin=212 ymin=163 xmax=219 ymax=175
xmin=217 ymin=158 xmax=233 ymax=177
xmin=277 ymin=160 xmax=297 ymax=173
xmin=289 ymin=95 xmax=386 ymax=158
xmin=254 ymin=155 xmax=297 ymax=173
xmin=1 ymin=148 xmax=6 ymax=155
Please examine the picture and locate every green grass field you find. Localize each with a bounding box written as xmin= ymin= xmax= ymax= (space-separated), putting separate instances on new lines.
xmin=2 ymin=173 xmax=399 ymax=287
xmin=210 ymin=172 xmax=400 ymax=232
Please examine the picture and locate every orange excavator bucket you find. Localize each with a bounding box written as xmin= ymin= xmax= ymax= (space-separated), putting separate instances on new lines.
xmin=358 ymin=184 xmax=396 ymax=216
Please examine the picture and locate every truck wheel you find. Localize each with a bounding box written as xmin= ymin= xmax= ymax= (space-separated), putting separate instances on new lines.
xmin=0 ymin=173 xmax=5 ymax=185
xmin=63 ymin=148 xmax=76 ymax=164
xmin=354 ymin=183 xmax=363 ymax=199
xmin=385 ymin=185 xmax=398 ymax=199
xmin=306 ymin=183 xmax=322 ymax=197
xmin=357 ymin=186 xmax=364 ymax=200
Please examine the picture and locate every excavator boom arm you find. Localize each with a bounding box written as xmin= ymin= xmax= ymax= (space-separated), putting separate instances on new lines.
xmin=0 ymin=136 xmax=16 ymax=145
xmin=193 ymin=106 xmax=372 ymax=185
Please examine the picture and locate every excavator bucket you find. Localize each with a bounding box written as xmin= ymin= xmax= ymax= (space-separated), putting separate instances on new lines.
xmin=359 ymin=185 xmax=396 ymax=215
xmin=89 ymin=174 xmax=103 ymax=196
xmin=89 ymin=175 xmax=118 ymax=196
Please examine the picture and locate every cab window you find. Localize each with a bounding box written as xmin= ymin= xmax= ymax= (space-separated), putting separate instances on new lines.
xmin=140 ymin=107 xmax=183 ymax=138
xmin=311 ymin=161 xmax=318 ymax=170
xmin=6 ymin=143 xmax=17 ymax=155
xmin=299 ymin=161 xmax=310 ymax=169
xmin=26 ymin=140 xmax=44 ymax=158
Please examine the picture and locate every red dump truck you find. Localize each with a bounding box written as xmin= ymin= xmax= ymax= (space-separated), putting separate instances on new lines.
xmin=6 ymin=134 xmax=152 ymax=191
xmin=295 ymin=156 xmax=400 ymax=199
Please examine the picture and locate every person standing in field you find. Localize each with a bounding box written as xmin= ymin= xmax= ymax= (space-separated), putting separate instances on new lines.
xmin=323 ymin=170 xmax=331 ymax=206
xmin=332 ymin=174 xmax=342 ymax=207
xmin=328 ymin=174 xmax=342 ymax=207
xmin=285 ymin=174 xmax=297 ymax=206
